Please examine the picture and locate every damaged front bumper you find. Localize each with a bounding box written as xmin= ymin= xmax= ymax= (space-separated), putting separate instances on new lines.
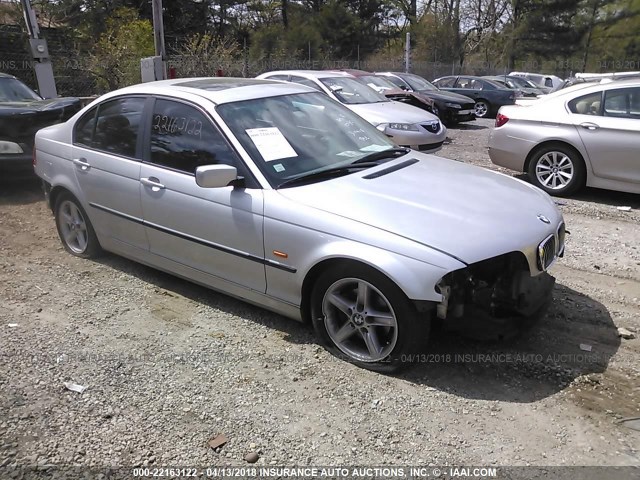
xmin=435 ymin=252 xmax=556 ymax=338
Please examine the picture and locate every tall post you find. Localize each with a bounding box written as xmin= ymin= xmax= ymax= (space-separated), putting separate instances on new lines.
xmin=152 ymin=0 xmax=167 ymax=79
xmin=404 ymin=32 xmax=411 ymax=73
xmin=20 ymin=0 xmax=57 ymax=98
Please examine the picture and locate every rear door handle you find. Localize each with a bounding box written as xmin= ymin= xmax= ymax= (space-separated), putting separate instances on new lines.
xmin=72 ymin=158 xmax=91 ymax=171
xmin=580 ymin=122 xmax=600 ymax=130
xmin=140 ymin=177 xmax=166 ymax=191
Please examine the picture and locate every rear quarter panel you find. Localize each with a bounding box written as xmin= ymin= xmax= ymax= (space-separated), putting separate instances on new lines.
xmin=34 ymin=123 xmax=83 ymax=208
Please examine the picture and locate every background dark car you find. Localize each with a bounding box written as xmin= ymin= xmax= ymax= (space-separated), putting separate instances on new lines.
xmin=482 ymin=75 xmax=545 ymax=97
xmin=432 ymin=75 xmax=516 ymax=118
xmin=376 ymin=71 xmax=476 ymax=126
xmin=0 ymin=73 xmax=82 ymax=178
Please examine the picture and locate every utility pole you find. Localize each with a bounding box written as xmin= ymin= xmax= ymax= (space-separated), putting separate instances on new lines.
xmin=151 ymin=0 xmax=167 ymax=79
xmin=404 ymin=32 xmax=411 ymax=73
xmin=20 ymin=0 xmax=57 ymax=98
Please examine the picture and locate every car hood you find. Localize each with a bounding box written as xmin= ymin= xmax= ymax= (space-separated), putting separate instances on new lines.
xmin=348 ymin=101 xmax=439 ymax=125
xmin=418 ymin=90 xmax=475 ymax=104
xmin=278 ymin=154 xmax=561 ymax=265
xmin=0 ymin=97 xmax=81 ymax=147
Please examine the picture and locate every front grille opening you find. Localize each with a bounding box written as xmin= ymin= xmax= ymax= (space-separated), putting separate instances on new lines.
xmin=537 ymin=235 xmax=556 ymax=271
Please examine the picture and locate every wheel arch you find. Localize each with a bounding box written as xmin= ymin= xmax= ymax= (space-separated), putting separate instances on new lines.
xmin=49 ymin=185 xmax=78 ymax=213
xmin=299 ymin=252 xmax=454 ymax=323
xmin=524 ymin=139 xmax=587 ymax=175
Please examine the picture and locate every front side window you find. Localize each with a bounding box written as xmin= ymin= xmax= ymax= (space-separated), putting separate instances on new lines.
xmin=435 ymin=77 xmax=456 ymax=88
xmin=603 ymin=88 xmax=640 ymax=119
xmin=149 ymin=99 xmax=240 ymax=174
xmin=90 ymin=97 xmax=145 ymax=157
xmin=217 ymin=92 xmax=395 ymax=186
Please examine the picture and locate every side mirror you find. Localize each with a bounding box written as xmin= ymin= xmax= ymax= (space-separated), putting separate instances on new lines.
xmin=195 ymin=164 xmax=238 ymax=188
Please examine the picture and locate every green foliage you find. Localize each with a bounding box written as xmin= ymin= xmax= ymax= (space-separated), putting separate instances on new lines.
xmin=89 ymin=7 xmax=154 ymax=91
xmin=174 ymin=34 xmax=242 ymax=77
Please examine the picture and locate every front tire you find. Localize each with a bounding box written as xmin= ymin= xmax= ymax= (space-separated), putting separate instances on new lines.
xmin=54 ymin=193 xmax=102 ymax=258
xmin=310 ymin=263 xmax=430 ymax=373
xmin=527 ymin=144 xmax=585 ymax=196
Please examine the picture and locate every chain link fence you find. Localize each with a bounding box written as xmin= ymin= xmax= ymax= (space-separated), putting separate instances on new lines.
xmin=2 ymin=25 xmax=570 ymax=97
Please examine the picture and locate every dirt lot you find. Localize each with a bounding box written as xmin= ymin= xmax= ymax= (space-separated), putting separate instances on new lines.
xmin=1 ymin=118 xmax=639 ymax=474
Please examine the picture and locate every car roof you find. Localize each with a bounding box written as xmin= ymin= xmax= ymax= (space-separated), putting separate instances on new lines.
xmin=98 ymin=77 xmax=316 ymax=105
xmin=332 ymin=69 xmax=371 ymax=76
xmin=260 ymin=70 xmax=354 ymax=80
xmin=0 ymin=72 xmax=17 ymax=79
xmin=539 ymin=78 xmax=640 ymax=102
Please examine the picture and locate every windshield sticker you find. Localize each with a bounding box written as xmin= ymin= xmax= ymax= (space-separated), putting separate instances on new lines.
xmin=273 ymin=163 xmax=285 ymax=172
xmin=246 ymin=127 xmax=297 ymax=162
xmin=361 ymin=144 xmax=390 ymax=152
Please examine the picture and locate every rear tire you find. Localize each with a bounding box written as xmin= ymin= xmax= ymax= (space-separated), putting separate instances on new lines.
xmin=54 ymin=193 xmax=102 ymax=258
xmin=527 ymin=144 xmax=586 ymax=196
xmin=474 ymin=99 xmax=491 ymax=118
xmin=310 ymin=263 xmax=430 ymax=373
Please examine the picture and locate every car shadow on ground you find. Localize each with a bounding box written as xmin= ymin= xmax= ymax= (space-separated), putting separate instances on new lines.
xmin=512 ymin=173 xmax=640 ymax=209
xmin=401 ymin=282 xmax=621 ymax=403
xmin=564 ymin=188 xmax=640 ymax=209
xmin=0 ymin=177 xmax=43 ymax=206
xmin=90 ymin=254 xmax=620 ymax=404
xmin=451 ymin=122 xmax=488 ymax=131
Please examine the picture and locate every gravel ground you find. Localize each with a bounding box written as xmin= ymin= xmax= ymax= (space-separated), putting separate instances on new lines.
xmin=1 ymin=118 xmax=639 ymax=475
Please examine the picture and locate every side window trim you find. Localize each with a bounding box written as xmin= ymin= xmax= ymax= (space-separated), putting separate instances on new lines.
xmin=73 ymin=95 xmax=147 ymax=161
xmin=73 ymin=106 xmax=97 ymax=146
xmin=143 ymin=95 xmax=258 ymax=187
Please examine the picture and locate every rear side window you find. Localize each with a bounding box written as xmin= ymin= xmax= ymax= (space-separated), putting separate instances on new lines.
xmin=149 ymin=99 xmax=240 ymax=174
xmin=75 ymin=97 xmax=145 ymax=158
xmin=74 ymin=107 xmax=97 ymax=146
xmin=603 ymin=88 xmax=640 ymax=119
xmin=568 ymin=92 xmax=602 ymax=115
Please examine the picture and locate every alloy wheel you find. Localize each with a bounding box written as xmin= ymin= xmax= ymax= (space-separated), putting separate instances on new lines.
xmin=322 ymin=278 xmax=398 ymax=363
xmin=535 ymin=151 xmax=575 ymax=190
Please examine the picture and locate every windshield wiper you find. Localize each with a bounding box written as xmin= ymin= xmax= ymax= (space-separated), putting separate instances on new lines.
xmin=276 ymin=162 xmax=381 ymax=189
xmin=351 ymin=147 xmax=410 ymax=165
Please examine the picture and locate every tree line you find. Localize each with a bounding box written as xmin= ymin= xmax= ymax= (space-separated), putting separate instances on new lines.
xmin=3 ymin=0 xmax=640 ymax=90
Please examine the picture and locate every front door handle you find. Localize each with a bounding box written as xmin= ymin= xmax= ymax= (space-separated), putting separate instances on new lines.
xmin=580 ymin=122 xmax=600 ymax=130
xmin=140 ymin=177 xmax=166 ymax=191
xmin=72 ymin=158 xmax=91 ymax=171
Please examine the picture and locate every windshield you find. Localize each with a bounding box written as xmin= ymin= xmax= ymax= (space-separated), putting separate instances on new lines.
xmin=319 ymin=77 xmax=388 ymax=104
xmin=359 ymin=75 xmax=398 ymax=92
xmin=216 ymin=92 xmax=396 ymax=187
xmin=403 ymin=74 xmax=438 ymax=92
xmin=0 ymin=78 xmax=41 ymax=102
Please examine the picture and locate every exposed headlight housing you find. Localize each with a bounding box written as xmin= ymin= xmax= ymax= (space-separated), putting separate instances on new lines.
xmin=0 ymin=141 xmax=24 ymax=154
xmin=445 ymin=102 xmax=461 ymax=109
xmin=387 ymin=123 xmax=419 ymax=131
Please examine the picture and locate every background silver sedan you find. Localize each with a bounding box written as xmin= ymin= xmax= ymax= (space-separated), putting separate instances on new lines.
xmin=34 ymin=78 xmax=564 ymax=372
xmin=256 ymin=70 xmax=447 ymax=152
xmin=489 ymin=79 xmax=640 ymax=196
